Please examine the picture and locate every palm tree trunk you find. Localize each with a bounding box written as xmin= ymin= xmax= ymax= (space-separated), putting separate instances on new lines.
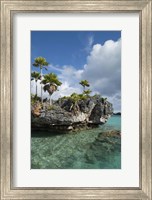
xmin=49 ymin=95 xmax=52 ymax=105
xmin=36 ymin=80 xmax=37 ymax=96
xmin=40 ymin=68 xmax=43 ymax=103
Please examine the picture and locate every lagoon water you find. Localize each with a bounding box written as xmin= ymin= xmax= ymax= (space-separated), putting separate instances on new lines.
xmin=31 ymin=115 xmax=121 ymax=169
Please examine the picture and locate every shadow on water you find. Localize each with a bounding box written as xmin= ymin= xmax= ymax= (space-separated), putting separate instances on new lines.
xmin=31 ymin=128 xmax=93 ymax=138
xmin=31 ymin=130 xmax=68 ymax=138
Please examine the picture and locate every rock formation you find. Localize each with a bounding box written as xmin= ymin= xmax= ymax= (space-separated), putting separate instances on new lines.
xmin=31 ymin=95 xmax=113 ymax=132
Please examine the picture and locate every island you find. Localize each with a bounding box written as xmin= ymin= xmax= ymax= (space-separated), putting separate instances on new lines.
xmin=31 ymin=94 xmax=113 ymax=133
xmin=31 ymin=58 xmax=114 ymax=133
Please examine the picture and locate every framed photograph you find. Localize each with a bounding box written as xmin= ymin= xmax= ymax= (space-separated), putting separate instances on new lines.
xmin=0 ymin=0 xmax=151 ymax=199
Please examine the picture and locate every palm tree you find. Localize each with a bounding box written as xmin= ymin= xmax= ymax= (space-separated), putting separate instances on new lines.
xmin=79 ymin=80 xmax=90 ymax=92
xmin=83 ymin=89 xmax=92 ymax=96
xmin=31 ymin=71 xmax=40 ymax=97
xmin=33 ymin=57 xmax=49 ymax=103
xmin=41 ymin=73 xmax=62 ymax=105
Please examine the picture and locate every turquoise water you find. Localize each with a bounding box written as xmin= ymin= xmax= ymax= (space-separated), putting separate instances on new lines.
xmin=31 ymin=115 xmax=121 ymax=169
xmin=102 ymin=115 xmax=121 ymax=131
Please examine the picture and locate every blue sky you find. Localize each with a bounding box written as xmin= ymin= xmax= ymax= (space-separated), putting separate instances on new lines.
xmin=31 ymin=31 xmax=121 ymax=112
xmin=31 ymin=31 xmax=120 ymax=72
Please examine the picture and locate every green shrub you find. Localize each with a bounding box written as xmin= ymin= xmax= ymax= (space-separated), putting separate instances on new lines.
xmin=31 ymin=94 xmax=41 ymax=105
xmin=47 ymin=105 xmax=57 ymax=110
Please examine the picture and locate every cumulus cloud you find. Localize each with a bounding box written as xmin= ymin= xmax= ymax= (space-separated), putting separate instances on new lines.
xmin=82 ymin=39 xmax=121 ymax=95
xmin=58 ymin=65 xmax=83 ymax=85
xmin=51 ymin=81 xmax=81 ymax=100
xmin=81 ymin=39 xmax=121 ymax=111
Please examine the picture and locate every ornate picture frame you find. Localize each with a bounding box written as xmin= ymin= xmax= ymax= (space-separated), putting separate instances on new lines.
xmin=0 ymin=0 xmax=151 ymax=199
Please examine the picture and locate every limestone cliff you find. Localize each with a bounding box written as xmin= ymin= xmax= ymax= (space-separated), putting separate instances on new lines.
xmin=31 ymin=95 xmax=113 ymax=132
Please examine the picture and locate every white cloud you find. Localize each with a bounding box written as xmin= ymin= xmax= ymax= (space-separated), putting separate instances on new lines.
xmin=52 ymin=66 xmax=83 ymax=99
xmin=47 ymin=64 xmax=63 ymax=72
xmin=84 ymin=35 xmax=94 ymax=53
xmin=51 ymin=81 xmax=81 ymax=100
xmin=106 ymin=92 xmax=121 ymax=113
xmin=31 ymin=80 xmax=50 ymax=99
xmin=81 ymin=39 xmax=121 ymax=111
xmin=31 ymin=69 xmax=82 ymax=101
xmin=88 ymin=35 xmax=94 ymax=46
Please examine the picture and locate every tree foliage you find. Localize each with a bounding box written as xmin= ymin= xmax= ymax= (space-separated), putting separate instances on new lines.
xmin=83 ymin=89 xmax=92 ymax=96
xmin=32 ymin=57 xmax=49 ymax=103
xmin=41 ymin=73 xmax=62 ymax=96
xmin=33 ymin=57 xmax=49 ymax=70
xmin=31 ymin=71 xmax=41 ymax=82
xmin=41 ymin=73 xmax=62 ymax=86
xmin=79 ymin=80 xmax=90 ymax=89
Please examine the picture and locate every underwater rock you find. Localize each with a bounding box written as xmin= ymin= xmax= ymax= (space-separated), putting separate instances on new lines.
xmin=85 ymin=130 xmax=121 ymax=163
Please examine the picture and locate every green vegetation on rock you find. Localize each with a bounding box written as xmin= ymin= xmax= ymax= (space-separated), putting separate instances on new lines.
xmin=31 ymin=94 xmax=41 ymax=105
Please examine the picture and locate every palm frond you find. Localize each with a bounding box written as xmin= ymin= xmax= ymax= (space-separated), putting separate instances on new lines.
xmin=32 ymin=57 xmax=49 ymax=68
xmin=31 ymin=71 xmax=41 ymax=81
xmin=79 ymin=80 xmax=90 ymax=87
